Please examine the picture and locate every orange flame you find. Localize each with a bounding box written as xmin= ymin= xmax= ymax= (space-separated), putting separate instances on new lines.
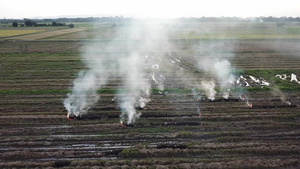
xmin=120 ymin=120 xmax=127 ymax=128
xmin=67 ymin=112 xmax=75 ymax=120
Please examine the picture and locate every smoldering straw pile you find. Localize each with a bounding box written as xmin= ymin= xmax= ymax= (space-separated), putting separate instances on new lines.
xmin=63 ymin=20 xmax=267 ymax=124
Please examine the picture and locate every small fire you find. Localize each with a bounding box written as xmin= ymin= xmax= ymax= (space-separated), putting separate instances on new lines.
xmin=120 ymin=120 xmax=134 ymax=128
xmin=67 ymin=112 xmax=75 ymax=120
xmin=240 ymin=96 xmax=252 ymax=108
xmin=196 ymin=96 xmax=202 ymax=102
xmin=248 ymin=102 xmax=253 ymax=108
xmin=120 ymin=120 xmax=127 ymax=128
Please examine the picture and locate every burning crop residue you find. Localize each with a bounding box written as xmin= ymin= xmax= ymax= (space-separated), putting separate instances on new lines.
xmin=120 ymin=120 xmax=134 ymax=128
xmin=67 ymin=112 xmax=75 ymax=120
xmin=63 ymin=21 xmax=170 ymax=125
xmin=63 ymin=20 xmax=292 ymax=125
xmin=197 ymin=57 xmax=235 ymax=100
xmin=239 ymin=95 xmax=253 ymax=108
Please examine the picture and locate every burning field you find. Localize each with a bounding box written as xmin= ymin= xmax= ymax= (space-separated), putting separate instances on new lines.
xmin=1 ymin=22 xmax=300 ymax=168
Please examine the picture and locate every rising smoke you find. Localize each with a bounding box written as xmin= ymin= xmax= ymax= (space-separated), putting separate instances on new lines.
xmin=64 ymin=20 xmax=249 ymax=124
xmin=197 ymin=56 xmax=235 ymax=99
xmin=64 ymin=20 xmax=172 ymax=124
xmin=63 ymin=45 xmax=115 ymax=117
xmin=200 ymin=80 xmax=217 ymax=100
xmin=118 ymin=53 xmax=151 ymax=124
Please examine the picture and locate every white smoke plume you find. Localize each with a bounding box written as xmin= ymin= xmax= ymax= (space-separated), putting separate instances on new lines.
xmin=201 ymin=80 xmax=216 ymax=101
xmin=63 ymin=44 xmax=114 ymax=117
xmin=64 ymin=72 xmax=101 ymax=117
xmin=118 ymin=53 xmax=151 ymax=124
xmin=64 ymin=20 xmax=253 ymax=124
xmin=197 ymin=56 xmax=235 ymax=99
xmin=64 ymin=20 xmax=172 ymax=124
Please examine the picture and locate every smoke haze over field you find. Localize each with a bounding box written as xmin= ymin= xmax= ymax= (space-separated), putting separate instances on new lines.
xmin=197 ymin=57 xmax=235 ymax=99
xmin=64 ymin=20 xmax=275 ymax=123
xmin=64 ymin=21 xmax=175 ymax=124
xmin=2 ymin=0 xmax=300 ymax=19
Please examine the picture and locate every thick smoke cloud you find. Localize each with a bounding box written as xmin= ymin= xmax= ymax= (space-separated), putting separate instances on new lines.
xmin=64 ymin=20 xmax=250 ymax=123
xmin=198 ymin=57 xmax=235 ymax=99
xmin=64 ymin=44 xmax=113 ymax=117
xmin=118 ymin=53 xmax=151 ymax=124
xmin=64 ymin=21 xmax=172 ymax=124
xmin=201 ymin=80 xmax=217 ymax=100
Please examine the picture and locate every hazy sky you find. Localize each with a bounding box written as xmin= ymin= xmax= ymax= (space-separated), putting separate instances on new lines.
xmin=1 ymin=0 xmax=300 ymax=19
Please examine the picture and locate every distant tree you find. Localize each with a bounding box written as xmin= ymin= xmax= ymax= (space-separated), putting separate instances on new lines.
xmin=34 ymin=23 xmax=47 ymax=27
xmin=12 ymin=22 xmax=18 ymax=27
xmin=24 ymin=20 xmax=30 ymax=26
xmin=24 ymin=20 xmax=36 ymax=27
xmin=52 ymin=22 xmax=66 ymax=26
xmin=57 ymin=23 xmax=66 ymax=26
xmin=68 ymin=24 xmax=75 ymax=28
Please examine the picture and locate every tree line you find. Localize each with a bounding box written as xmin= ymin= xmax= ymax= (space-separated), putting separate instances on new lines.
xmin=1 ymin=16 xmax=300 ymax=27
xmin=7 ymin=19 xmax=75 ymax=28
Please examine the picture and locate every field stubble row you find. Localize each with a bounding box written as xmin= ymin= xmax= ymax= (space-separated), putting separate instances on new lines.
xmin=1 ymin=39 xmax=300 ymax=168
